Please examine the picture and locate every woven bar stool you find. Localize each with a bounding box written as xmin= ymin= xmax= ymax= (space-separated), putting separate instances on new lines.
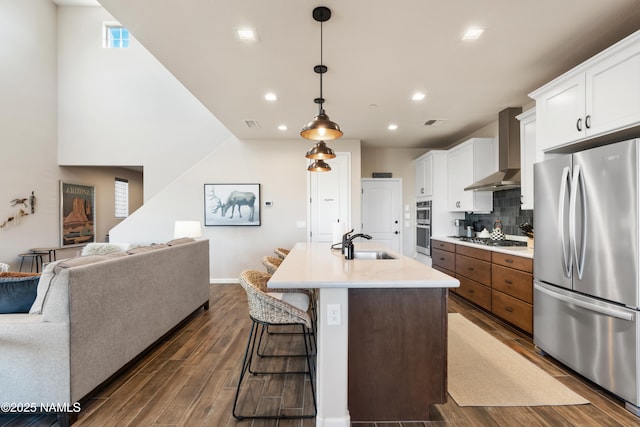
xmin=262 ymin=255 xmax=282 ymax=274
xmin=233 ymin=270 xmax=317 ymax=420
xmin=248 ymin=270 xmax=316 ymax=354
xmin=274 ymin=247 xmax=290 ymax=259
xmin=262 ymin=256 xmax=317 ymax=329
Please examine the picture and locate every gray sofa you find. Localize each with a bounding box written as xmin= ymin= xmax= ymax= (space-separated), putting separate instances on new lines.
xmin=0 ymin=238 xmax=210 ymax=423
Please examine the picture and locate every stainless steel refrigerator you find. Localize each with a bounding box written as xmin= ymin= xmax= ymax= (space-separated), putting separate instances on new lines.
xmin=534 ymin=138 xmax=640 ymax=415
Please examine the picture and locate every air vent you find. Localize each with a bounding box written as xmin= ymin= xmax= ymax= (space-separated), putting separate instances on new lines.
xmin=424 ymin=119 xmax=446 ymax=127
xmin=243 ymin=120 xmax=261 ymax=129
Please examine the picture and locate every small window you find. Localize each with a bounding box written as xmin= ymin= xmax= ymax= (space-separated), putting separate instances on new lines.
xmin=115 ymin=178 xmax=129 ymax=218
xmin=104 ymin=24 xmax=130 ymax=48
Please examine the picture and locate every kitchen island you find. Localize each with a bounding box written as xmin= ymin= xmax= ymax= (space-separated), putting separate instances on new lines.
xmin=268 ymin=242 xmax=459 ymax=426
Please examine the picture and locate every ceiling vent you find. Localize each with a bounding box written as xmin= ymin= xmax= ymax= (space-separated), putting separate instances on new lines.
xmin=424 ymin=119 xmax=446 ymax=127
xmin=243 ymin=119 xmax=261 ymax=129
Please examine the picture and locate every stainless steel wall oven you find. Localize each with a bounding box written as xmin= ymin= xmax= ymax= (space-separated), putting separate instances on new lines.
xmin=416 ymin=200 xmax=431 ymax=256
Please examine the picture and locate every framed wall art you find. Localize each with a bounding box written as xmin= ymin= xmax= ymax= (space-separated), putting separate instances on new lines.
xmin=204 ymin=183 xmax=260 ymax=226
xmin=60 ymin=181 xmax=96 ymax=247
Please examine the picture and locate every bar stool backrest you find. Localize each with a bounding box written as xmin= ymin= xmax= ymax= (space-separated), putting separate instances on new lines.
xmin=239 ymin=270 xmax=311 ymax=328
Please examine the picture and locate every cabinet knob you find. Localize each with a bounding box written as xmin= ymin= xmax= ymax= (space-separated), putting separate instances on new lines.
xmin=394 ymin=231 xmax=399 ymax=235
xmin=576 ymin=118 xmax=583 ymax=132
xmin=585 ymin=115 xmax=591 ymax=129
xmin=505 ymin=259 xmax=514 ymax=264
xmin=505 ymin=280 xmax=513 ymax=285
xmin=505 ymin=307 xmax=514 ymax=313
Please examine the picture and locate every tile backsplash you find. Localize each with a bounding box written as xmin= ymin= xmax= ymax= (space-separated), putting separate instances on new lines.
xmin=464 ymin=188 xmax=533 ymax=236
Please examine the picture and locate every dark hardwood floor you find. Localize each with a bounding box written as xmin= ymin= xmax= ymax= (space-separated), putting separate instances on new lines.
xmin=1 ymin=285 xmax=639 ymax=426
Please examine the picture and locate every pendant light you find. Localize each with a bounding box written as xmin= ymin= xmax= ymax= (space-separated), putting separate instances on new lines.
xmin=307 ymin=159 xmax=332 ymax=172
xmin=301 ymin=6 xmax=343 ymax=142
xmin=305 ymin=141 xmax=336 ymax=160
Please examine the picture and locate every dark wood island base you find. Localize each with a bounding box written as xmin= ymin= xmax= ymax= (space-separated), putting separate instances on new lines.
xmin=348 ymin=287 xmax=448 ymax=421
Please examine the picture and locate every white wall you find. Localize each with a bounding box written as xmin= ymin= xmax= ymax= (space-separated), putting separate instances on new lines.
xmin=0 ymin=1 xmax=145 ymax=270
xmin=110 ymin=137 xmax=362 ymax=281
xmin=56 ymin=6 xmax=231 ymax=200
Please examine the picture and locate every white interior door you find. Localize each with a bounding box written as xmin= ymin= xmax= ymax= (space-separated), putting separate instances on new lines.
xmin=309 ymin=153 xmax=351 ymax=243
xmin=361 ymin=178 xmax=402 ymax=253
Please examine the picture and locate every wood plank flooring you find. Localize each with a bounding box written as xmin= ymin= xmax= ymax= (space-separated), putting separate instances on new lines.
xmin=1 ymin=285 xmax=639 ymax=426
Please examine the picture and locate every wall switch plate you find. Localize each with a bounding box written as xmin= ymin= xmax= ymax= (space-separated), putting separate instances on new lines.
xmin=327 ymin=304 xmax=341 ymax=325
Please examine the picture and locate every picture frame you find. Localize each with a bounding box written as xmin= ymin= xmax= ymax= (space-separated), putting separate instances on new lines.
xmin=60 ymin=181 xmax=96 ymax=247
xmin=204 ymin=183 xmax=261 ymax=226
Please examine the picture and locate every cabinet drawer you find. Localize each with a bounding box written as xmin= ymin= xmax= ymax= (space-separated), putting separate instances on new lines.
xmin=491 ymin=264 xmax=533 ymax=303
xmin=432 ymin=249 xmax=455 ymax=272
xmin=491 ymin=252 xmax=533 ymax=273
xmin=456 ymin=244 xmax=491 ymax=262
xmin=432 ymin=240 xmax=455 ymax=253
xmin=457 ymin=276 xmax=491 ymax=311
xmin=456 ymin=255 xmax=491 ymax=285
xmin=492 ymin=291 xmax=533 ymax=334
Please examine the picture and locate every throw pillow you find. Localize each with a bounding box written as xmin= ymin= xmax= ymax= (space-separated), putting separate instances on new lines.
xmin=29 ymin=261 xmax=60 ymax=314
xmin=81 ymin=242 xmax=130 ymax=256
xmin=0 ymin=273 xmax=41 ymax=313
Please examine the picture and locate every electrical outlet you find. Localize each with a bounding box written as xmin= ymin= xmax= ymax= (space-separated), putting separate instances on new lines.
xmin=327 ymin=304 xmax=341 ymax=325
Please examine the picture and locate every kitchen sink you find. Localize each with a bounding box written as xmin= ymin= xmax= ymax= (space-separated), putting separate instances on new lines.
xmin=352 ymin=251 xmax=396 ymax=260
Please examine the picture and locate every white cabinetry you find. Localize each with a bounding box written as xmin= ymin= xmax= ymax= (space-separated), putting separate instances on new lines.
xmin=414 ymin=153 xmax=432 ymax=197
xmin=517 ymin=109 xmax=536 ymax=210
xmin=447 ymin=138 xmax=495 ymax=213
xmin=531 ymin=30 xmax=640 ymax=152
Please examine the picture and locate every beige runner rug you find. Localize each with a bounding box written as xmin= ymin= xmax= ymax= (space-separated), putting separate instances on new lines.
xmin=448 ymin=313 xmax=589 ymax=406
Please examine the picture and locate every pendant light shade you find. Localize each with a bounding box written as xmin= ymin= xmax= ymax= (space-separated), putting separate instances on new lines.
xmin=302 ymin=6 xmax=343 ymax=147
xmin=305 ymin=141 xmax=336 ymax=159
xmin=301 ymin=112 xmax=343 ymax=141
xmin=307 ymin=159 xmax=332 ymax=172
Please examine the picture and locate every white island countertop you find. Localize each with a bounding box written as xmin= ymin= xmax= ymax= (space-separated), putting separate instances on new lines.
xmin=269 ymin=242 xmax=459 ymax=289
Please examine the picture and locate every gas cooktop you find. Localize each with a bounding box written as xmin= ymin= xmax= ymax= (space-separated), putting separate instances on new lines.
xmin=452 ymin=237 xmax=527 ymax=247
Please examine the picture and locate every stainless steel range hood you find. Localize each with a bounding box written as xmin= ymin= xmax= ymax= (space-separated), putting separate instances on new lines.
xmin=465 ymin=107 xmax=523 ymax=192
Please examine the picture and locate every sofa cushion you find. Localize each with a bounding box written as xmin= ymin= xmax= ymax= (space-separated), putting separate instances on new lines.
xmin=54 ymin=252 xmax=128 ymax=272
xmin=29 ymin=252 xmax=128 ymax=315
xmin=127 ymin=244 xmax=169 ymax=254
xmin=0 ymin=273 xmax=40 ymax=313
xmin=166 ymin=237 xmax=195 ymax=246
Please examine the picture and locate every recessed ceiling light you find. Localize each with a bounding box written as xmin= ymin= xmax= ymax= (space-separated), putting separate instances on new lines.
xmin=278 ymin=125 xmax=287 ymax=131
xmin=462 ymin=27 xmax=484 ymax=40
xmin=264 ymin=93 xmax=277 ymax=101
xmin=388 ymin=124 xmax=398 ymax=131
xmin=412 ymin=92 xmax=426 ymax=101
xmin=235 ymin=28 xmax=258 ymax=42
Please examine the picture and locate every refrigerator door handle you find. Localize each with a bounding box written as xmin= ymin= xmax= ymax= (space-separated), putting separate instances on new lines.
xmin=535 ymin=283 xmax=635 ymax=321
xmin=558 ymin=166 xmax=572 ymax=278
xmin=569 ymin=164 xmax=587 ymax=280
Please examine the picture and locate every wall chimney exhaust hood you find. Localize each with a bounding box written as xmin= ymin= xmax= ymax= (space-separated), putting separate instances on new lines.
xmin=465 ymin=107 xmax=523 ymax=192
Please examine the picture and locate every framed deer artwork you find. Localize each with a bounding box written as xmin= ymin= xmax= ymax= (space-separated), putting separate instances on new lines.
xmin=204 ymin=183 xmax=261 ymax=226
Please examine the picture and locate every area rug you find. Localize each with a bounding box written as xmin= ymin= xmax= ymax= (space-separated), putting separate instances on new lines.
xmin=448 ymin=313 xmax=589 ymax=407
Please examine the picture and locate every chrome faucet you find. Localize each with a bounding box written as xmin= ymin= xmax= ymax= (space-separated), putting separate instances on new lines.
xmin=342 ymin=231 xmax=372 ymax=260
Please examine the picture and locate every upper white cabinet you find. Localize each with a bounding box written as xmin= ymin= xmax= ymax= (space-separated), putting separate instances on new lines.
xmin=517 ymin=109 xmax=536 ymax=210
xmin=414 ymin=153 xmax=432 ymax=197
xmin=447 ymin=138 xmax=495 ymax=213
xmin=531 ymin=31 xmax=640 ymax=152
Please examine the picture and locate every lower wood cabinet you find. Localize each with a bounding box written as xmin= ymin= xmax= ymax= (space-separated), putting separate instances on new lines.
xmin=431 ymin=239 xmax=534 ymax=334
xmin=492 ymin=290 xmax=533 ymax=333
xmin=457 ymin=275 xmax=491 ymax=311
